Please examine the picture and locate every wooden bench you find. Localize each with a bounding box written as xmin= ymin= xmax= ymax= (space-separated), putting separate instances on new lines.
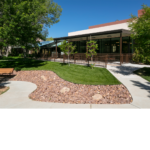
xmin=0 ymin=68 xmax=14 ymax=75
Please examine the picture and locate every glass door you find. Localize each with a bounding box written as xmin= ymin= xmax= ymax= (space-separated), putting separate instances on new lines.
xmin=111 ymin=38 xmax=120 ymax=53
xmin=101 ymin=38 xmax=111 ymax=53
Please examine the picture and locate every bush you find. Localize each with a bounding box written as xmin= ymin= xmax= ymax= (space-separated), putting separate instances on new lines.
xmin=28 ymin=53 xmax=38 ymax=59
xmin=11 ymin=49 xmax=19 ymax=56
xmin=28 ymin=54 xmax=34 ymax=58
xmin=145 ymin=56 xmax=150 ymax=64
xmin=18 ymin=54 xmax=24 ymax=57
xmin=132 ymin=47 xmax=150 ymax=64
xmin=90 ymin=63 xmax=95 ymax=69
xmin=14 ymin=67 xmax=21 ymax=71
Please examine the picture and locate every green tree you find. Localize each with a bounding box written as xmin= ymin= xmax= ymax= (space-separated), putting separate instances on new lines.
xmin=86 ymin=40 xmax=98 ymax=69
xmin=46 ymin=37 xmax=53 ymax=41
xmin=0 ymin=0 xmax=17 ymax=56
xmin=0 ymin=0 xmax=62 ymax=57
xmin=128 ymin=4 xmax=150 ymax=64
xmin=59 ymin=40 xmax=76 ymax=66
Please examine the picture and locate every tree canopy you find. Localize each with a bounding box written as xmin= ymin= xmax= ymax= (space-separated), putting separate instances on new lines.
xmin=0 ymin=0 xmax=62 ymax=56
xmin=128 ymin=4 xmax=150 ymax=64
xmin=46 ymin=37 xmax=53 ymax=41
xmin=59 ymin=40 xmax=76 ymax=66
xmin=86 ymin=40 xmax=98 ymax=68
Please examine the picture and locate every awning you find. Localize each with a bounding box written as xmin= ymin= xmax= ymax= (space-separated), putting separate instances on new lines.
xmin=53 ymin=29 xmax=131 ymax=42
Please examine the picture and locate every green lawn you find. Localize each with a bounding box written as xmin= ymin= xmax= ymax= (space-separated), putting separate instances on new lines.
xmin=133 ymin=67 xmax=150 ymax=82
xmin=0 ymin=58 xmax=121 ymax=85
xmin=0 ymin=56 xmax=22 ymax=60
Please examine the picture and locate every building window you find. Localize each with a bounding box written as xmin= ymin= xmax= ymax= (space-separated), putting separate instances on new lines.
xmin=111 ymin=37 xmax=120 ymax=53
xmin=122 ymin=37 xmax=130 ymax=53
xmin=80 ymin=41 xmax=86 ymax=53
xmin=101 ymin=38 xmax=111 ymax=53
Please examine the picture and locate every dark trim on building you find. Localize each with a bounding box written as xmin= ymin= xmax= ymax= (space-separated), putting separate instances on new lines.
xmin=53 ymin=29 xmax=130 ymax=42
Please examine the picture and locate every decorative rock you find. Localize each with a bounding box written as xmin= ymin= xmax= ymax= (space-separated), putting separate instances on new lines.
xmin=92 ymin=94 xmax=102 ymax=101
xmin=10 ymin=71 xmax=133 ymax=104
xmin=41 ymin=75 xmax=47 ymax=81
xmin=60 ymin=87 xmax=70 ymax=94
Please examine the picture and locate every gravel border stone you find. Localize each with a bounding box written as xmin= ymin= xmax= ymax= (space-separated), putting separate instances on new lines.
xmin=9 ymin=71 xmax=133 ymax=104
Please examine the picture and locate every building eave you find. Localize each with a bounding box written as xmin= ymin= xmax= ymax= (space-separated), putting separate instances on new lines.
xmin=53 ymin=29 xmax=130 ymax=42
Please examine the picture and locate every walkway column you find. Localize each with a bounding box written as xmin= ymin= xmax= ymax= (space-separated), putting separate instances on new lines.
xmin=86 ymin=37 xmax=88 ymax=61
xmin=120 ymin=32 xmax=122 ymax=65
xmin=132 ymin=39 xmax=134 ymax=53
xmin=55 ymin=40 xmax=57 ymax=61
xmin=128 ymin=37 xmax=130 ymax=53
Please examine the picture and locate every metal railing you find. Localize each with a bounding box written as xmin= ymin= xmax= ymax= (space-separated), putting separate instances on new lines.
xmin=35 ymin=53 xmax=133 ymax=68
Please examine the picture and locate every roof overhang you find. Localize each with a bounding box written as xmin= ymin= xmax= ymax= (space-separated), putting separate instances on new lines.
xmin=54 ymin=29 xmax=131 ymax=42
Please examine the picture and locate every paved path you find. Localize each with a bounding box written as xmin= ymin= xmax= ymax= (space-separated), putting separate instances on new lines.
xmin=107 ymin=63 xmax=150 ymax=109
xmin=0 ymin=81 xmax=90 ymax=108
xmin=0 ymin=63 xmax=150 ymax=108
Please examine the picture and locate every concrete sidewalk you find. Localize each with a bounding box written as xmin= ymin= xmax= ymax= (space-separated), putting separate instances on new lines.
xmin=0 ymin=81 xmax=91 ymax=108
xmin=0 ymin=63 xmax=150 ymax=108
xmin=0 ymin=81 xmax=135 ymax=108
xmin=107 ymin=63 xmax=150 ymax=109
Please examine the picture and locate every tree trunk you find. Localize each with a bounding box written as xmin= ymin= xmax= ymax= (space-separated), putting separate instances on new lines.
xmin=91 ymin=54 xmax=93 ymax=61
xmin=5 ymin=46 xmax=11 ymax=57
xmin=23 ymin=49 xmax=26 ymax=58
xmin=6 ymin=49 xmax=9 ymax=57
xmin=5 ymin=46 xmax=8 ymax=57
xmin=91 ymin=55 xmax=93 ymax=69
xmin=0 ymin=48 xmax=2 ymax=56
xmin=68 ymin=53 xmax=70 ymax=66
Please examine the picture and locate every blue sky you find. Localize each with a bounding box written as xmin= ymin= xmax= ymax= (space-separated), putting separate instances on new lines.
xmin=47 ymin=0 xmax=150 ymax=38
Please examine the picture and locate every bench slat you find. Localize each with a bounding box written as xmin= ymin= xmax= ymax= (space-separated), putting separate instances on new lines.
xmin=0 ymin=68 xmax=14 ymax=74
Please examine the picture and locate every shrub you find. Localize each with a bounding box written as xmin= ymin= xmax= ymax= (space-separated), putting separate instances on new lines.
xmin=11 ymin=48 xmax=19 ymax=56
xmin=28 ymin=53 xmax=36 ymax=58
xmin=18 ymin=54 xmax=24 ymax=57
xmin=132 ymin=47 xmax=150 ymax=64
xmin=145 ymin=56 xmax=150 ymax=64
xmin=90 ymin=63 xmax=95 ymax=69
xmin=14 ymin=67 xmax=21 ymax=71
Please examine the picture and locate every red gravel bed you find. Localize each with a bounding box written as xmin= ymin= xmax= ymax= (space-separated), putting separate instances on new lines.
xmin=10 ymin=71 xmax=133 ymax=104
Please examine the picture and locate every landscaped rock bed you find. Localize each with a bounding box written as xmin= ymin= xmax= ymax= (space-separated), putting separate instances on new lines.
xmin=10 ymin=71 xmax=133 ymax=104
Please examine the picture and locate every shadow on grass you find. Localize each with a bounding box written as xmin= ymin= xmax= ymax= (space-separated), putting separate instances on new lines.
xmin=0 ymin=56 xmax=24 ymax=61
xmin=0 ymin=58 xmax=121 ymax=85
xmin=60 ymin=63 xmax=68 ymax=66
xmin=0 ymin=59 xmax=45 ymax=71
xmin=133 ymin=67 xmax=150 ymax=76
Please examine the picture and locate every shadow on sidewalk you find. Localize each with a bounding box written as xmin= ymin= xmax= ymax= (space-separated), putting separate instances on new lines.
xmin=0 ymin=75 xmax=16 ymax=85
xmin=108 ymin=65 xmax=143 ymax=76
xmin=130 ymin=80 xmax=150 ymax=98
